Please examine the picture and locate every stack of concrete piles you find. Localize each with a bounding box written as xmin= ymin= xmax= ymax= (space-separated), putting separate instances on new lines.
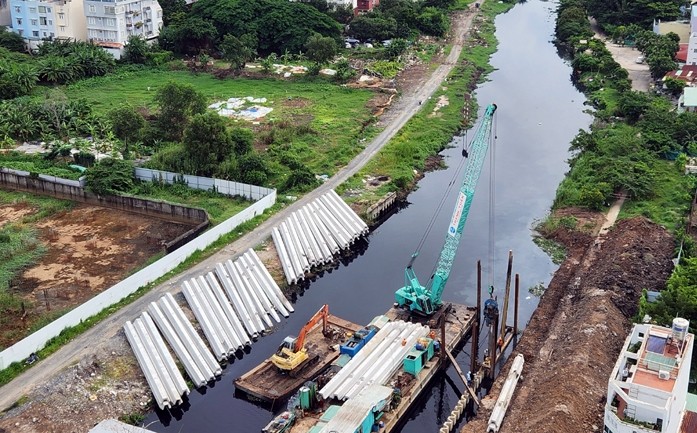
xmin=272 ymin=189 xmax=369 ymax=285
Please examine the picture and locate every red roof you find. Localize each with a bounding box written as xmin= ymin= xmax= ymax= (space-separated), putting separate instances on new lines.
xmin=664 ymin=65 xmax=697 ymax=83
xmin=677 ymin=43 xmax=688 ymax=62
xmin=680 ymin=410 xmax=697 ymax=433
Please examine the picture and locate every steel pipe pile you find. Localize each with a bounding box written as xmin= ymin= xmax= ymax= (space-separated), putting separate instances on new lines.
xmin=319 ymin=321 xmax=429 ymax=400
xmin=272 ymin=190 xmax=369 ymax=285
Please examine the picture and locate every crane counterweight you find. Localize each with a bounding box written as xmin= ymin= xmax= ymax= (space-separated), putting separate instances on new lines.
xmin=395 ymin=103 xmax=497 ymax=316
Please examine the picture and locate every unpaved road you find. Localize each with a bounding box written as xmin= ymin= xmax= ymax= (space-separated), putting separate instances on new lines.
xmin=591 ymin=19 xmax=652 ymax=92
xmin=0 ymin=4 xmax=483 ymax=418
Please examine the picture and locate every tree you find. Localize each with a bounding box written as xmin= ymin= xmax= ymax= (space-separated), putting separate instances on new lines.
xmin=0 ymin=62 xmax=37 ymax=100
xmin=158 ymin=0 xmax=187 ymax=25
xmin=154 ymin=81 xmax=207 ymax=141
xmin=85 ymin=158 xmax=135 ymax=195
xmin=229 ymin=127 xmax=253 ymax=155
xmin=158 ymin=16 xmax=218 ymax=54
xmin=123 ymin=35 xmax=149 ymax=64
xmin=109 ymin=105 xmax=146 ymax=155
xmin=348 ymin=13 xmax=398 ymax=41
xmin=220 ymin=33 xmax=256 ymax=70
xmin=644 ymin=257 xmax=697 ymax=327
xmin=0 ymin=28 xmax=25 ymax=52
xmin=664 ymin=77 xmax=686 ymax=97
xmin=183 ymin=111 xmax=233 ymax=176
xmin=237 ymin=153 xmax=269 ymax=185
xmin=191 ymin=0 xmax=341 ymax=55
xmin=305 ymin=34 xmax=337 ymax=65
xmin=417 ymin=7 xmax=448 ymax=37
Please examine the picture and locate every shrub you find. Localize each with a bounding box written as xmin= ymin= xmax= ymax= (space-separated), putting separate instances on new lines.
xmin=85 ymin=158 xmax=134 ymax=195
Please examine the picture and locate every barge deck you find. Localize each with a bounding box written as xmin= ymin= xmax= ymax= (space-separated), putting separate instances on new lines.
xmin=234 ymin=314 xmax=362 ymax=403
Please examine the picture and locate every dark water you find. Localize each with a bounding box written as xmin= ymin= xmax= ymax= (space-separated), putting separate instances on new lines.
xmin=144 ymin=1 xmax=591 ymax=431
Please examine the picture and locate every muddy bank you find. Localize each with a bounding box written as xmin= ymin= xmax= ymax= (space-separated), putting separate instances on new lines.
xmin=462 ymin=215 xmax=675 ymax=433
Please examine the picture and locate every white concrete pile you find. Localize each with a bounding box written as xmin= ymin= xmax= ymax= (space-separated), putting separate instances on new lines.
xmin=147 ymin=293 xmax=222 ymax=387
xmin=319 ymin=321 xmax=429 ymax=401
xmin=124 ymin=312 xmax=190 ymax=410
xmin=125 ymin=249 xmax=293 ymax=407
xmin=273 ymin=189 xmax=369 ymax=285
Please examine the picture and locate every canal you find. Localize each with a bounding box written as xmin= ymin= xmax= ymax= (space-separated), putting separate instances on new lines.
xmin=145 ymin=0 xmax=593 ymax=431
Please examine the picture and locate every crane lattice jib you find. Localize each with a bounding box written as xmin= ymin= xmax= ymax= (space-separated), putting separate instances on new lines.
xmin=428 ymin=103 xmax=497 ymax=306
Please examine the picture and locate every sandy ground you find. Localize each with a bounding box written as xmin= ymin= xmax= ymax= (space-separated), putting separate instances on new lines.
xmin=0 ymin=5 xmax=485 ymax=433
xmin=0 ymin=203 xmax=194 ymax=350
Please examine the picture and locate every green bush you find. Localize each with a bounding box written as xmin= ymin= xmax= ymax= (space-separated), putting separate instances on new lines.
xmin=85 ymin=158 xmax=134 ymax=195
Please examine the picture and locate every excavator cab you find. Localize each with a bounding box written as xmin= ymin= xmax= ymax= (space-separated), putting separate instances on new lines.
xmin=276 ymin=336 xmax=298 ymax=356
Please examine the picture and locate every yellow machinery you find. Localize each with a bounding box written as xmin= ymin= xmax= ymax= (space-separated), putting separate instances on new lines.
xmin=271 ymin=304 xmax=328 ymax=374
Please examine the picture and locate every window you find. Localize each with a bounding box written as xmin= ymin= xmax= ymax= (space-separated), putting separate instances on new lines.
xmin=39 ymin=17 xmax=47 ymax=26
xmin=16 ymin=18 xmax=22 ymax=26
xmin=88 ymin=17 xmax=96 ymax=25
xmin=50 ymin=32 xmax=54 ymax=37
xmin=29 ymin=7 xmax=36 ymax=13
xmin=104 ymin=5 xmax=115 ymax=14
xmin=60 ymin=26 xmax=66 ymax=32
xmin=58 ymin=13 xmax=64 ymax=20
xmin=17 ymin=29 xmax=23 ymax=36
xmin=31 ymin=19 xmax=37 ymax=26
xmin=89 ymin=5 xmax=96 ymax=12
xmin=32 ymin=30 xmax=39 ymax=37
xmin=14 ymin=6 xmax=21 ymax=13
xmin=42 ymin=31 xmax=47 ymax=37
xmin=105 ymin=18 xmax=116 ymax=27
xmin=47 ymin=7 xmax=51 ymax=12
xmin=38 ymin=6 xmax=46 ymax=13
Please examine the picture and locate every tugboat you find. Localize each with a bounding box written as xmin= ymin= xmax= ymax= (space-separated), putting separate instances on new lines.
xmin=261 ymin=411 xmax=296 ymax=433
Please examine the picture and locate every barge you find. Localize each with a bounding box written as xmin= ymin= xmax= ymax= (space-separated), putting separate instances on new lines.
xmin=234 ymin=314 xmax=362 ymax=404
xmin=245 ymin=302 xmax=475 ymax=433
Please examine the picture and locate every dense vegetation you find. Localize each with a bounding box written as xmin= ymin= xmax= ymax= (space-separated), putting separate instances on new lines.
xmin=555 ymin=0 xmax=697 ymax=339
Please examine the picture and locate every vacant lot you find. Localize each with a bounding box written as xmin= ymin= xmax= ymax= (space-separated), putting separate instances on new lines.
xmin=0 ymin=193 xmax=194 ymax=349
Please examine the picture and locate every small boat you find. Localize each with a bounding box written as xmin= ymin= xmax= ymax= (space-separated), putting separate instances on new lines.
xmin=261 ymin=411 xmax=296 ymax=433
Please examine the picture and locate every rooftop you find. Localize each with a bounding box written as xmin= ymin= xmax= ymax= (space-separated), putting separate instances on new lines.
xmin=318 ymin=385 xmax=392 ymax=433
xmin=684 ymin=87 xmax=697 ymax=107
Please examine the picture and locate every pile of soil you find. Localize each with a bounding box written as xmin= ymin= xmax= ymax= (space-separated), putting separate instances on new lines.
xmin=462 ymin=214 xmax=675 ymax=433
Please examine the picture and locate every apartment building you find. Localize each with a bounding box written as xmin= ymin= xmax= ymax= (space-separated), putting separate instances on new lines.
xmin=83 ymin=0 xmax=162 ymax=57
xmin=8 ymin=0 xmax=86 ymax=48
xmin=604 ymin=319 xmax=696 ymax=433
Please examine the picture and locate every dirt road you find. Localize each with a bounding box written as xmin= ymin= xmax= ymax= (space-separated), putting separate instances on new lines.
xmin=0 ymin=4 xmax=483 ymax=424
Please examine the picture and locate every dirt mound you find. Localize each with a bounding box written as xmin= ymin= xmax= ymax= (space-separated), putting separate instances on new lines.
xmin=462 ymin=214 xmax=674 ymax=433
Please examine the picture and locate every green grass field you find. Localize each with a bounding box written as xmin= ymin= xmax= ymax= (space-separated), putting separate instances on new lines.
xmin=65 ymin=70 xmax=376 ymax=179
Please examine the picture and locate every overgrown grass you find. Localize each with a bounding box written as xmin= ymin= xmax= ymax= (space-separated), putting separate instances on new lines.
xmin=128 ymin=181 xmax=250 ymax=225
xmin=620 ymin=160 xmax=697 ymax=229
xmin=0 ymin=153 xmax=84 ymax=180
xmin=341 ymin=0 xmax=511 ymax=201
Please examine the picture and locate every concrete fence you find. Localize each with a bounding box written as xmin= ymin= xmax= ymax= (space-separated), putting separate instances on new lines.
xmin=0 ymin=169 xmax=208 ymax=224
xmin=134 ymin=168 xmax=275 ymax=201
xmin=0 ymin=174 xmax=277 ymax=369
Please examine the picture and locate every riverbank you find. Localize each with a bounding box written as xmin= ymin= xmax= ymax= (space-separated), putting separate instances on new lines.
xmin=462 ymin=212 xmax=675 ymax=433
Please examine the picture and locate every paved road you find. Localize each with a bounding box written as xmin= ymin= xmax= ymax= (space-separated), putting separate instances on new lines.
xmin=0 ymin=7 xmax=480 ymax=412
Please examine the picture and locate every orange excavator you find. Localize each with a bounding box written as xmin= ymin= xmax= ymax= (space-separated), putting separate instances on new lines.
xmin=270 ymin=304 xmax=328 ymax=375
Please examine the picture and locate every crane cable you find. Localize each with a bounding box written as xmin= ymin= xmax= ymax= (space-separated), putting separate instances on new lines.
xmin=411 ymin=136 xmax=469 ymax=257
xmin=488 ymin=115 xmax=497 ymax=287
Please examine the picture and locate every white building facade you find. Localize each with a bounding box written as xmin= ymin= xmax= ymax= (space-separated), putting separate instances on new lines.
xmin=604 ymin=320 xmax=695 ymax=433
xmin=687 ymin=6 xmax=697 ymax=65
xmin=83 ymin=0 xmax=162 ymax=58
xmin=8 ymin=0 xmax=86 ymax=49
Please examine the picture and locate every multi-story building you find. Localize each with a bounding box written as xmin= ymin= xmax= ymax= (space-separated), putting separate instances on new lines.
xmin=83 ymin=0 xmax=162 ymax=58
xmin=1 ymin=0 xmax=12 ymax=27
xmin=604 ymin=319 xmax=696 ymax=433
xmin=8 ymin=0 xmax=86 ymax=49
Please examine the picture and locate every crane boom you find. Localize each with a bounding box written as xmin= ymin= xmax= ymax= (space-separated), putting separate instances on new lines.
xmin=395 ymin=104 xmax=497 ymax=315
